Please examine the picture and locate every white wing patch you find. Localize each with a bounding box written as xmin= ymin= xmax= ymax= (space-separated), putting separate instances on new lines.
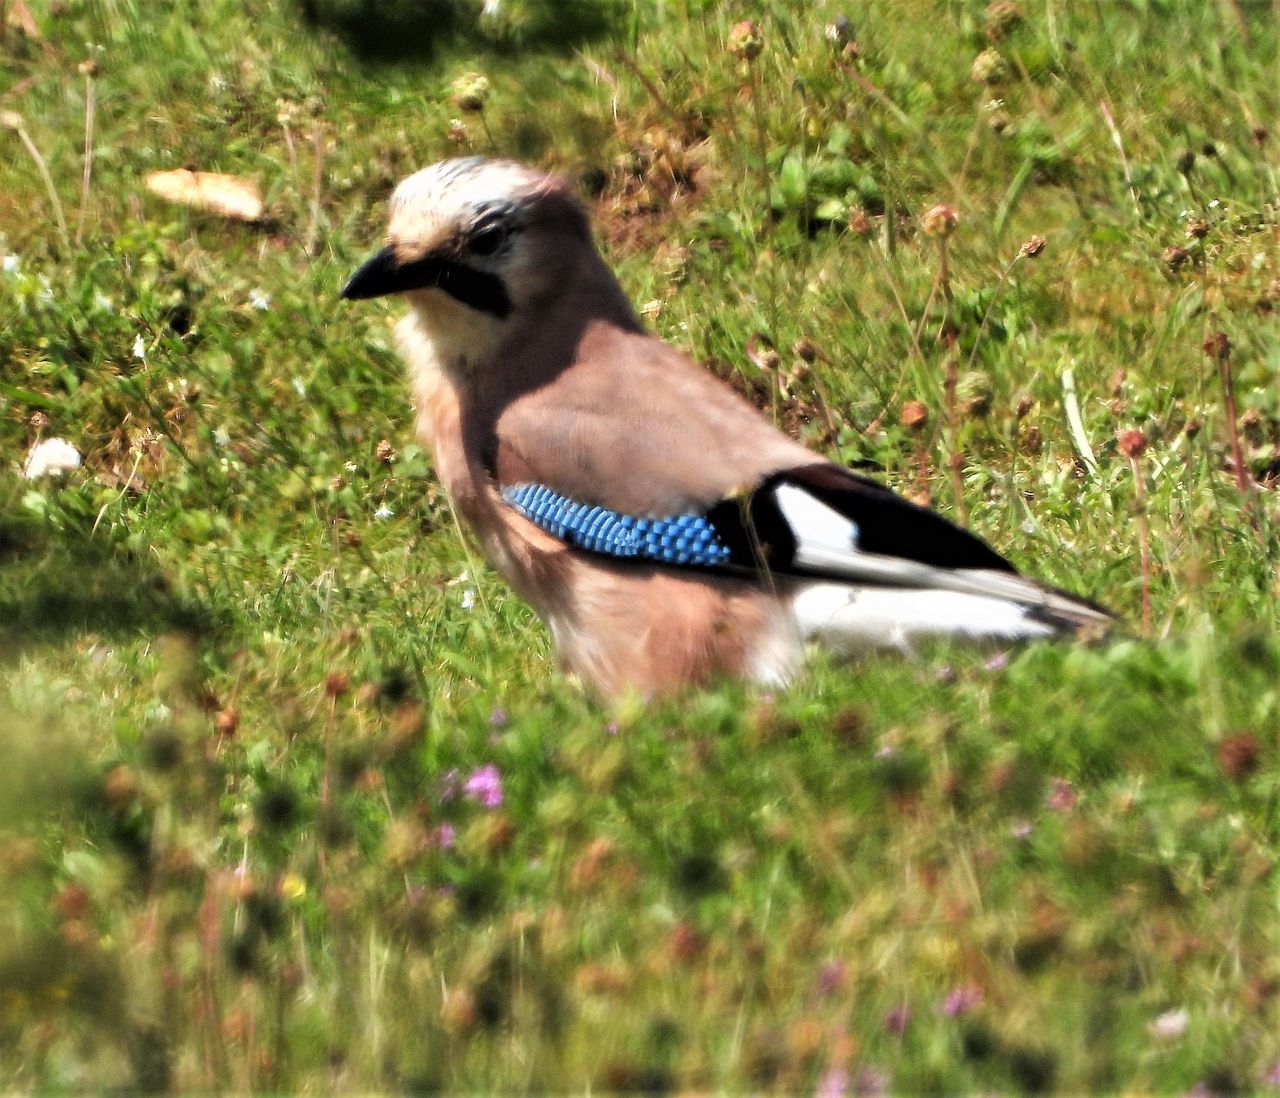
xmin=772 ymin=482 xmax=859 ymax=561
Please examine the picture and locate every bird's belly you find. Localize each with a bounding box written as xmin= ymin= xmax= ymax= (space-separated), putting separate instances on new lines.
xmin=484 ymin=518 xmax=803 ymax=695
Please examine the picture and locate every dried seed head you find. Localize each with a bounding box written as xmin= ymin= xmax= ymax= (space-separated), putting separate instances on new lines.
xmin=847 ymin=206 xmax=873 ymax=235
xmin=1203 ymin=331 xmax=1231 ymax=360
xmin=1176 ymin=149 xmax=1196 ymax=175
xmin=970 ymin=47 xmax=1009 ymax=85
xmin=1219 ymin=731 xmax=1260 ymax=781
xmin=727 ymin=20 xmax=764 ymax=61
xmin=987 ymin=109 xmax=1011 ymax=133
xmin=451 ymin=72 xmax=491 ymax=112
xmin=1116 ymin=429 xmax=1147 ymax=459
xmin=840 ymin=40 xmax=861 ymax=63
xmin=957 ymin=370 xmax=993 ymax=417
xmin=984 ymin=0 xmax=1024 ymax=37
xmin=103 ymin=764 xmax=138 ymax=810
xmin=1019 ymin=235 xmax=1046 ymax=258
xmin=900 ymin=400 xmax=928 ymax=431
xmin=1162 ymin=244 xmax=1189 ymax=270
xmin=792 ymin=337 xmax=817 ymax=363
xmin=215 ymin=706 xmax=240 ymax=736
xmin=1251 ymin=125 xmax=1268 ymax=145
xmin=376 ymin=439 xmax=395 ymax=463
xmin=29 ymin=410 xmax=49 ymax=430
xmin=78 ymin=58 xmax=100 ymax=77
xmin=1185 ymin=217 xmax=1209 ymax=239
xmin=921 ymin=203 xmax=959 ymax=237
xmin=1183 ymin=415 xmax=1203 ymax=438
xmin=324 ymin=671 xmax=350 ymax=699
xmin=1014 ymin=393 xmax=1035 ymax=418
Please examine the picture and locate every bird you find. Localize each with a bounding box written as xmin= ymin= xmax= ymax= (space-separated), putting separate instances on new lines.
xmin=342 ymin=157 xmax=1110 ymax=697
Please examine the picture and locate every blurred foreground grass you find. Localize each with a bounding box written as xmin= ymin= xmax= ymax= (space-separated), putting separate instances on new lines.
xmin=2 ymin=0 xmax=1280 ymax=1089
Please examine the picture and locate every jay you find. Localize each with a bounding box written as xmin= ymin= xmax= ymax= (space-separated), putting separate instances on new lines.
xmin=343 ymin=158 xmax=1109 ymax=696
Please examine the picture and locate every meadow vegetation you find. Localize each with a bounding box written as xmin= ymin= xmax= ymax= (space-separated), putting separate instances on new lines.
xmin=2 ymin=0 xmax=1279 ymax=1090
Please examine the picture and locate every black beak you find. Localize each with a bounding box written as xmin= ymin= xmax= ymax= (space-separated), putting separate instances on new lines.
xmin=340 ymin=246 xmax=445 ymax=301
xmin=340 ymin=244 xmax=513 ymax=318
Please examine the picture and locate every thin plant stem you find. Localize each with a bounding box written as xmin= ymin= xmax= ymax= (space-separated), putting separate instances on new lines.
xmin=478 ymin=109 xmax=499 ymax=155
xmin=747 ymin=65 xmax=779 ymax=337
xmin=1212 ymin=337 xmax=1250 ymax=493
xmin=304 ymin=121 xmax=325 ymax=256
xmin=1129 ymin=453 xmax=1152 ymax=636
xmin=76 ymin=69 xmax=96 ymax=246
xmin=937 ymin=235 xmax=968 ymax=523
xmin=7 ymin=116 xmax=70 ymax=251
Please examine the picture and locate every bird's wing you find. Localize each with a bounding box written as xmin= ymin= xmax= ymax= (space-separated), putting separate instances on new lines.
xmin=488 ymin=324 xmax=815 ymax=515
xmin=488 ymin=326 xmax=1109 ymax=629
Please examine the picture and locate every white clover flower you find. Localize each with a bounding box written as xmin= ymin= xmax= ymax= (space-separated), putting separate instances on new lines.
xmin=1149 ymin=1008 xmax=1188 ymax=1041
xmin=132 ymin=333 xmax=146 ymax=360
xmin=248 ymin=288 xmax=270 ymax=311
xmin=461 ymin=588 xmax=476 ymax=610
xmin=212 ymin=426 xmax=231 ymax=447
xmin=23 ymin=437 xmax=82 ymax=479
xmin=292 ymin=377 xmax=307 ymax=398
xmin=92 ymin=290 xmax=113 ymax=312
xmin=374 ymin=504 xmax=395 ymax=520
xmin=2 ymin=254 xmax=19 ymax=274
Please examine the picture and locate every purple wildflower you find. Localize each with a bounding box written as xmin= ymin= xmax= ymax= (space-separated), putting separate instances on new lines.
xmin=1011 ymin=820 xmax=1034 ymax=839
xmin=984 ymin=652 xmax=1009 ymax=671
xmin=433 ymin=822 xmax=456 ymax=849
xmin=942 ymin=984 xmax=983 ymax=1016
xmin=605 ymin=721 xmax=619 ymax=736
xmin=463 ymin=764 xmax=503 ymax=808
xmin=885 ymin=1004 xmax=911 ymax=1035
xmin=1046 ymin=777 xmax=1077 ymax=813
xmin=817 ymin=960 xmax=846 ymax=997
xmin=489 ymin=705 xmax=508 ymax=728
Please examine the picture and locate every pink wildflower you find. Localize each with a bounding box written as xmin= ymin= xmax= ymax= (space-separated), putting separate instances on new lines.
xmin=464 ymin=764 xmax=503 ymax=808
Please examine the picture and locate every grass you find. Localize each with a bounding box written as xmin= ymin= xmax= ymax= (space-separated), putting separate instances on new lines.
xmin=2 ymin=0 xmax=1280 ymax=1090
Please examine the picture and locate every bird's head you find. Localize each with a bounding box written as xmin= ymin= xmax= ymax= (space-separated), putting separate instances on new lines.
xmin=342 ymin=157 xmax=592 ymax=332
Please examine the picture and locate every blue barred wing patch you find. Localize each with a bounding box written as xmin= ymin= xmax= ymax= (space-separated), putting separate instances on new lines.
xmin=502 ymin=484 xmax=733 ymax=567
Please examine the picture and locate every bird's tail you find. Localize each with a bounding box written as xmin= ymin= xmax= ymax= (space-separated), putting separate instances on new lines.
xmin=790 ymin=573 xmax=1112 ymax=656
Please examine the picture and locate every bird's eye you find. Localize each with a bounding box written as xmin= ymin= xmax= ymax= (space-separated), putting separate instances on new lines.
xmin=469 ymin=223 xmax=508 ymax=256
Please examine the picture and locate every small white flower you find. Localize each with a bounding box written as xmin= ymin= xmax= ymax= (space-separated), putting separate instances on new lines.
xmin=212 ymin=426 xmax=231 ymax=447
xmin=1149 ymin=1008 xmax=1188 ymax=1041
xmin=374 ymin=504 xmax=394 ymax=520
xmin=23 ymin=437 xmax=82 ymax=479
xmin=132 ymin=333 xmax=146 ymax=360
xmin=292 ymin=377 xmax=307 ymax=398
xmin=2 ymin=254 xmax=19 ymax=274
xmin=92 ymin=290 xmax=113 ymax=312
xmin=344 ymin=461 xmax=358 ymax=473
xmin=248 ymin=288 xmax=270 ymax=311
xmin=461 ymin=588 xmax=476 ymax=610
xmin=1208 ymin=199 xmax=1221 ymax=209
xmin=208 ymin=72 xmax=228 ymax=92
